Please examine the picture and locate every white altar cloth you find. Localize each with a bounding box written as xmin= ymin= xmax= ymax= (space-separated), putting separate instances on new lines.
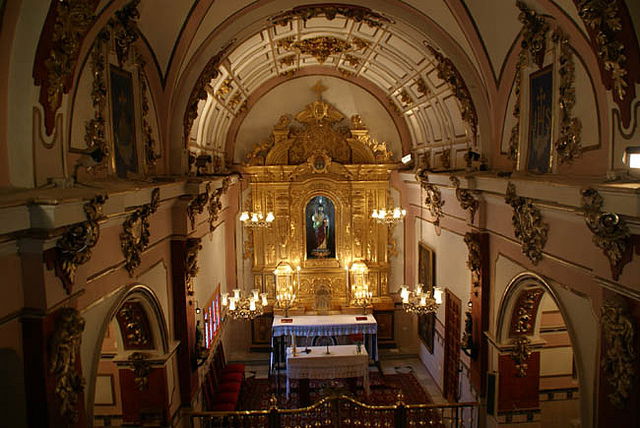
xmin=286 ymin=345 xmax=369 ymax=398
xmin=272 ymin=314 xmax=378 ymax=337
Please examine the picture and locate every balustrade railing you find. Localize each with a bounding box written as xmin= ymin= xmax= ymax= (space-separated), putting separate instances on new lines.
xmin=188 ymin=395 xmax=478 ymax=428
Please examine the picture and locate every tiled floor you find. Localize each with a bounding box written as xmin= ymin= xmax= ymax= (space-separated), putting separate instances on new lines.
xmin=234 ymin=350 xmax=447 ymax=405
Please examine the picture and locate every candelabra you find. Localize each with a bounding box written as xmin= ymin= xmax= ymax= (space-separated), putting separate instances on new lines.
xmin=274 ymin=263 xmax=299 ymax=317
xmin=371 ymin=207 xmax=407 ymax=224
xmin=239 ymin=211 xmax=275 ymax=228
xmin=399 ymin=284 xmax=443 ymax=315
xmin=352 ymin=289 xmax=373 ymax=314
xmin=221 ymin=288 xmax=268 ymax=320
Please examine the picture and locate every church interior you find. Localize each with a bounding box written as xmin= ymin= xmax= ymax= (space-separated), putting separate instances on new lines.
xmin=0 ymin=0 xmax=639 ymax=427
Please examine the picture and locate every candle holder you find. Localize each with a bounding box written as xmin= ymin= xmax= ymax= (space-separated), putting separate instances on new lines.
xmin=274 ymin=262 xmax=299 ymax=317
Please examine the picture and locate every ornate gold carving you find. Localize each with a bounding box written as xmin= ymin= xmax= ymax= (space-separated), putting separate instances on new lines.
xmin=576 ymin=0 xmax=628 ymax=101
xmin=505 ymin=182 xmax=548 ymax=265
xmin=116 ymin=302 xmax=152 ymax=348
xmin=279 ymin=55 xmax=297 ymax=67
xmin=187 ymin=183 xmax=210 ymax=229
xmin=121 ymin=188 xmax=160 ymax=276
xmin=140 ymin=70 xmax=160 ymax=170
xmin=109 ymin=0 xmax=140 ymax=66
xmin=581 ymin=188 xmax=632 ymax=280
xmin=516 ymin=1 xmax=549 ymax=69
xmin=215 ymin=78 xmax=233 ymax=99
xmin=417 ymin=176 xmax=444 ymax=227
xmin=184 ymin=41 xmax=234 ymax=142
xmin=553 ymin=31 xmax=582 ymax=164
xmin=464 ymin=232 xmax=481 ymax=288
xmin=601 ymin=299 xmax=636 ymax=408
xmin=399 ymin=90 xmax=412 ymax=107
xmin=270 ymin=5 xmax=392 ymax=28
xmin=49 ymin=308 xmax=86 ymax=424
xmin=84 ymin=31 xmax=110 ymax=162
xmin=51 ymin=194 xmax=108 ymax=294
xmin=278 ymin=36 xmax=353 ymax=64
xmin=208 ymin=177 xmax=231 ymax=232
xmin=343 ymin=54 xmax=360 ymax=67
xmin=507 ymin=53 xmax=525 ymax=162
xmin=35 ymin=0 xmax=98 ymax=135
xmin=129 ymin=352 xmax=152 ymax=391
xmin=185 ymin=238 xmax=202 ymax=296
xmin=510 ymin=336 xmax=532 ymax=377
xmin=416 ymin=78 xmax=430 ymax=97
xmin=512 ymin=289 xmax=544 ymax=335
xmin=426 ymin=45 xmax=478 ymax=138
xmin=450 ymin=176 xmax=478 ymax=223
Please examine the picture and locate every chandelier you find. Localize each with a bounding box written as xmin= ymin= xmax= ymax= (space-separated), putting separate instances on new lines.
xmin=371 ymin=207 xmax=407 ymax=224
xmin=274 ymin=262 xmax=299 ymax=317
xmin=399 ymin=284 xmax=443 ymax=315
xmin=221 ymin=289 xmax=268 ymax=320
xmin=239 ymin=211 xmax=275 ymax=228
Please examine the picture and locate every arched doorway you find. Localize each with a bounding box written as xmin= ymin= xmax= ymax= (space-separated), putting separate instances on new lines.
xmin=90 ymin=285 xmax=172 ymax=427
xmin=494 ymin=273 xmax=582 ymax=427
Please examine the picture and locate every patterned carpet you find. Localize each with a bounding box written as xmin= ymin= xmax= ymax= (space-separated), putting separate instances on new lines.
xmin=240 ymin=372 xmax=432 ymax=410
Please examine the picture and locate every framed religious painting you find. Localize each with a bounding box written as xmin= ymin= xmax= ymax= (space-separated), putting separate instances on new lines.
xmin=305 ymin=195 xmax=336 ymax=259
xmin=109 ymin=65 xmax=141 ymax=179
xmin=526 ymin=65 xmax=553 ymax=174
xmin=417 ymin=242 xmax=436 ymax=353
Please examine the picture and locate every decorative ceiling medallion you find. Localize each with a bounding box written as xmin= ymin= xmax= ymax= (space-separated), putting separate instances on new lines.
xmin=464 ymin=232 xmax=482 ymax=288
xmin=425 ymin=45 xmax=478 ymax=139
xmin=187 ymin=183 xmax=210 ymax=229
xmin=184 ymin=40 xmax=235 ymax=142
xmin=185 ymin=238 xmax=202 ymax=296
xmin=417 ymin=174 xmax=445 ymax=227
xmin=270 ymin=5 xmax=393 ymax=28
xmin=553 ymin=31 xmax=582 ymax=164
xmin=581 ymin=188 xmax=632 ymax=280
xmin=128 ymin=352 xmax=152 ymax=391
xmin=34 ymin=0 xmax=99 ymax=135
xmin=450 ymin=176 xmax=478 ymax=223
xmin=208 ymin=177 xmax=232 ymax=232
xmin=601 ymin=299 xmax=636 ymax=408
xmin=510 ymin=288 xmax=545 ymax=336
xmin=278 ymin=36 xmax=368 ymax=64
xmin=49 ymin=194 xmax=108 ymax=294
xmin=510 ymin=336 xmax=533 ymax=377
xmin=505 ymin=183 xmax=549 ymax=265
xmin=516 ymin=1 xmax=549 ymax=69
xmin=416 ymin=78 xmax=431 ymax=97
xmin=121 ymin=188 xmax=160 ymax=276
xmin=215 ymin=78 xmax=233 ymax=99
xmin=279 ymin=55 xmax=297 ymax=66
xmin=575 ymin=0 xmax=628 ymax=102
xmin=116 ymin=301 xmax=153 ymax=349
xmin=49 ymin=307 xmax=86 ymax=424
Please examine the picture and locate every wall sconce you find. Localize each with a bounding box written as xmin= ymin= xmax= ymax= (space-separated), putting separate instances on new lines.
xmin=461 ymin=302 xmax=476 ymax=358
xmin=624 ymin=146 xmax=640 ymax=169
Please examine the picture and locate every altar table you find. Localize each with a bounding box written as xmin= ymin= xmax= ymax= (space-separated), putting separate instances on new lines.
xmin=286 ymin=345 xmax=370 ymax=400
xmin=271 ymin=314 xmax=378 ymax=367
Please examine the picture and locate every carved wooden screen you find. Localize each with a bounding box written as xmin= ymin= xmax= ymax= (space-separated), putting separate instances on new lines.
xmin=443 ymin=289 xmax=461 ymax=402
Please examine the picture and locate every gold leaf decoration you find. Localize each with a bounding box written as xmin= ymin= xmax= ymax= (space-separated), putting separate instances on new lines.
xmin=505 ymin=182 xmax=548 ymax=265
xmin=270 ymin=5 xmax=392 ymax=28
xmin=450 ymin=176 xmax=478 ymax=223
xmin=510 ymin=336 xmax=533 ymax=377
xmin=121 ymin=188 xmax=160 ymax=276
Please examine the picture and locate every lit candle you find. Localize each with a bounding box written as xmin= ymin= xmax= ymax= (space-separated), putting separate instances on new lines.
xmin=233 ymin=288 xmax=241 ymax=300
xmin=249 ymin=299 xmax=256 ymax=311
xmin=221 ymin=293 xmax=229 ymax=307
xmin=261 ymin=293 xmax=268 ymax=306
xmin=229 ymin=298 xmax=236 ymax=311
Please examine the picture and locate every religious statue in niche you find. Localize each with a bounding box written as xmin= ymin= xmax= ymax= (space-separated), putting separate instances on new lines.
xmin=306 ymin=195 xmax=335 ymax=258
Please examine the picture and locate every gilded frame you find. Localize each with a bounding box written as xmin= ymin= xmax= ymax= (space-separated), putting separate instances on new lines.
xmin=417 ymin=241 xmax=436 ymax=353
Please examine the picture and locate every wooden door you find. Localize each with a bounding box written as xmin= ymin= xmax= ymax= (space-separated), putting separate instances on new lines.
xmin=443 ymin=290 xmax=461 ymax=402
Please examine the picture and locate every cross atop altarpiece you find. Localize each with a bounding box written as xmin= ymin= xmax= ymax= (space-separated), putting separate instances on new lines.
xmin=311 ymin=80 xmax=328 ymax=99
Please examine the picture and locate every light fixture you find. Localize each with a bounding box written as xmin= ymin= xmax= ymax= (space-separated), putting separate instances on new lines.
xmin=274 ymin=262 xmax=299 ymax=317
xmin=461 ymin=302 xmax=476 ymax=358
xmin=624 ymin=146 xmax=640 ymax=169
xmin=221 ymin=288 xmax=268 ymax=320
xmin=239 ymin=211 xmax=275 ymax=228
xmin=371 ymin=207 xmax=407 ymax=225
xmin=399 ymin=283 xmax=443 ymax=315
xmin=349 ymin=261 xmax=372 ymax=314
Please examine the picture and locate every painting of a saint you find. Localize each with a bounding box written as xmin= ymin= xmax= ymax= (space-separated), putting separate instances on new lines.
xmin=527 ymin=66 xmax=553 ymax=173
xmin=110 ymin=66 xmax=139 ymax=178
xmin=305 ymin=196 xmax=335 ymax=259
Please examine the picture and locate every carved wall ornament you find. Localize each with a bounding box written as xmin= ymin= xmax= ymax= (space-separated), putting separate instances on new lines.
xmin=208 ymin=177 xmax=231 ymax=232
xmin=417 ymin=176 xmax=444 ymax=227
xmin=50 ymin=194 xmax=108 ymax=294
xmin=108 ymin=0 xmax=141 ymax=66
xmin=121 ymin=188 xmax=160 ymax=276
xmin=215 ymin=78 xmax=234 ymax=99
xmin=575 ymin=0 xmax=628 ymax=101
xmin=516 ymin=1 xmax=549 ymax=69
xmin=140 ymin=70 xmax=160 ymax=170
xmin=450 ymin=176 xmax=478 ymax=223
xmin=553 ymin=31 xmax=582 ymax=164
xmin=464 ymin=232 xmax=482 ymax=288
xmin=505 ymin=182 xmax=549 ymax=265
xmin=187 ymin=183 xmax=210 ymax=229
xmin=116 ymin=301 xmax=153 ymax=349
xmin=128 ymin=352 xmax=152 ymax=391
xmin=416 ymin=78 xmax=431 ymax=97
xmin=270 ymin=5 xmax=393 ymax=28
xmin=343 ymin=54 xmax=360 ymax=67
xmin=279 ymin=55 xmax=297 ymax=67
xmin=185 ymin=238 xmax=202 ymax=296
xmin=425 ymin=45 xmax=478 ymax=139
xmin=507 ymin=53 xmax=525 ymax=163
xmin=510 ymin=336 xmax=533 ymax=377
xmin=277 ymin=36 xmax=367 ymax=64
xmin=49 ymin=307 xmax=86 ymax=424
xmin=399 ymin=89 xmax=413 ymax=107
xmin=83 ymin=31 xmax=110 ymax=163
xmin=601 ymin=299 xmax=636 ymax=408
xmin=581 ymin=187 xmax=632 ymax=280
xmin=510 ymin=288 xmax=545 ymax=336
xmin=34 ymin=0 xmax=99 ymax=135
xmin=184 ymin=41 xmax=235 ymax=142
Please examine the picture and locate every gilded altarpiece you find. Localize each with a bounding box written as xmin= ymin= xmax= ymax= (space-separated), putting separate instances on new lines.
xmin=243 ymin=99 xmax=397 ymax=311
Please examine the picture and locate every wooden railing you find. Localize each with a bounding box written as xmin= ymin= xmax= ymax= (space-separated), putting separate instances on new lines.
xmin=187 ymin=395 xmax=478 ymax=428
